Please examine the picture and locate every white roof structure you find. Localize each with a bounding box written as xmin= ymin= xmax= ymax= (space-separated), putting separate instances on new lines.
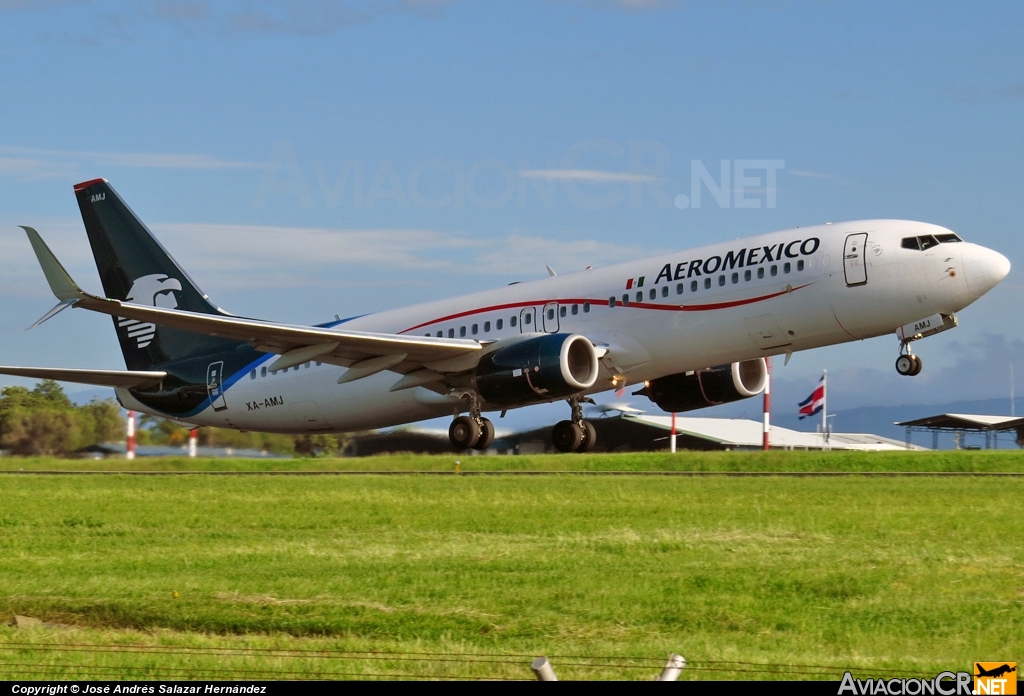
xmin=896 ymin=413 xmax=1024 ymax=431
xmin=624 ymin=414 xmax=926 ymax=451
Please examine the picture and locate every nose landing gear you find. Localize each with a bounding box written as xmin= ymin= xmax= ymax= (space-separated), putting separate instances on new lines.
xmin=895 ymin=346 xmax=923 ymax=376
xmin=448 ymin=394 xmax=495 ymax=451
xmin=552 ymin=396 xmax=597 ymax=453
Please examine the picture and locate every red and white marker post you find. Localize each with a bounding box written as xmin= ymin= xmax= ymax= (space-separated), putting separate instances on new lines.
xmin=126 ymin=410 xmax=136 ymax=460
xmin=762 ymin=357 xmax=771 ymax=451
xmin=188 ymin=428 xmax=198 ymax=458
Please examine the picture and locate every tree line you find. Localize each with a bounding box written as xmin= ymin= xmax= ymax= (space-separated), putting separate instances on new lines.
xmin=0 ymin=380 xmax=343 ymax=457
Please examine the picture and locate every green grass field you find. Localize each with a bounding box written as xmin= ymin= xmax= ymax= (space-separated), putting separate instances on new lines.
xmin=0 ymin=453 xmax=1021 ymax=680
xmin=3 ymin=449 xmax=1024 ymax=472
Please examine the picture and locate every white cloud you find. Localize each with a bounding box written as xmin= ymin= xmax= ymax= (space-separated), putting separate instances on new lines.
xmin=0 ymin=218 xmax=647 ymax=296
xmin=787 ymin=169 xmax=835 ymax=179
xmin=0 ymin=156 xmax=78 ymax=181
xmin=151 ymin=223 xmax=645 ymax=286
xmin=1 ymin=144 xmax=256 ymax=170
xmin=519 ymin=168 xmax=659 ymax=183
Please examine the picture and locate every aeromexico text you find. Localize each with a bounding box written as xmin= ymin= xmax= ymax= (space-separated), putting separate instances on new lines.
xmin=650 ymin=237 xmax=821 ymax=283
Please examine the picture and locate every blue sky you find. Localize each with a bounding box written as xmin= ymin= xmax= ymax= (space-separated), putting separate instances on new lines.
xmin=1 ymin=0 xmax=1022 ymax=429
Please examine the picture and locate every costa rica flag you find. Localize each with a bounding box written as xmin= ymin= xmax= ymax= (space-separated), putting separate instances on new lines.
xmin=798 ymin=376 xmax=825 ymax=419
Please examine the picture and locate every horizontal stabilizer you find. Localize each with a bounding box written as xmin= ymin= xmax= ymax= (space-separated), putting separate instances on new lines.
xmin=0 ymin=366 xmax=166 ymax=389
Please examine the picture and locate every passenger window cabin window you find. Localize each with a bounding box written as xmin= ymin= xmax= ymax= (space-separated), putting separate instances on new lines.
xmin=448 ymin=328 xmax=455 ymax=338
xmin=758 ymin=267 xmax=765 ymax=279
xmin=636 ymin=291 xmax=643 ymax=302
xmin=305 ymin=362 xmax=310 ymax=369
xmin=435 ymin=331 xmax=442 ymax=337
xmin=316 ymin=361 xmax=322 ymax=366
xmin=718 ymin=275 xmax=725 ymax=287
xmin=560 ymin=306 xmax=566 ymax=317
xmin=546 ymin=309 xmax=554 ymax=320
xmin=744 ymin=269 xmax=751 ymax=281
xmin=901 ymin=237 xmax=920 ymax=250
xmin=704 ymin=278 xmax=711 ymax=289
xmin=496 ymin=319 xmax=503 ymax=330
xmin=609 ymin=297 xmax=616 ymax=307
xmin=622 ymin=294 xmax=630 ymax=305
xmin=571 ymin=304 xmax=578 ymax=315
xmin=797 ymin=259 xmax=804 ymax=271
xmin=460 ymin=326 xmax=467 ymax=336
xmin=731 ymin=272 xmax=738 ymax=284
xmin=649 ymin=289 xmax=656 ymax=300
xmin=524 ymin=314 xmax=531 ymax=325
xmin=770 ymin=265 xmax=778 ymax=276
xmin=676 ymin=283 xmax=683 ymax=295
xmin=250 ymin=369 xmax=256 ymax=380
xmin=784 ymin=262 xmax=791 ymax=274
xmin=583 ymin=302 xmax=590 ymax=313
xmin=261 ymin=366 xmax=267 ymax=378
xmin=691 ymin=280 xmax=698 ymax=292
xmin=472 ymin=324 xmax=478 ymax=335
xmin=484 ymin=321 xmax=491 ymax=332
xmin=510 ymin=316 xmax=517 ymax=327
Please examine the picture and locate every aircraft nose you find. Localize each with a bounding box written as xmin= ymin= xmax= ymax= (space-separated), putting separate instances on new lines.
xmin=962 ymin=244 xmax=1011 ymax=297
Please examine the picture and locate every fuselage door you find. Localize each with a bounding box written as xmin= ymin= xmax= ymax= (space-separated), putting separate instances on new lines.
xmin=843 ymin=232 xmax=869 ymax=286
xmin=206 ymin=361 xmax=228 ymax=412
xmin=519 ymin=307 xmax=536 ymax=333
xmin=542 ymin=302 xmax=559 ymax=333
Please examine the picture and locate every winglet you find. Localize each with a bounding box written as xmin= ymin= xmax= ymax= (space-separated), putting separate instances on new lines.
xmin=20 ymin=226 xmax=85 ymax=302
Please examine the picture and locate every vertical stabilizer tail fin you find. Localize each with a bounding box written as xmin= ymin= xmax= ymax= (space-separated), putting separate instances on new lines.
xmin=72 ymin=178 xmax=242 ymax=370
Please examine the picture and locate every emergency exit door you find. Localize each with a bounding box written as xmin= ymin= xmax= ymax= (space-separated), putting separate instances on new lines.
xmin=843 ymin=233 xmax=868 ymax=286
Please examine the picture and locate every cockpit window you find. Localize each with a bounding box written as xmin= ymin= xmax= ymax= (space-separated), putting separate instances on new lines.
xmin=902 ymin=233 xmax=963 ymax=251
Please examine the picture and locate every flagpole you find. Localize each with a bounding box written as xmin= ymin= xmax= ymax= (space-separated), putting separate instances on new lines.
xmin=822 ymin=369 xmax=828 ymax=449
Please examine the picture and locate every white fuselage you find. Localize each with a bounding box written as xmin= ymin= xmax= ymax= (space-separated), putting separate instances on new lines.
xmin=117 ymin=219 xmax=1010 ymax=433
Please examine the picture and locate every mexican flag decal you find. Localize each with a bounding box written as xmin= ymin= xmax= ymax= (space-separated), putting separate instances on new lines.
xmin=625 ymin=276 xmax=645 ymax=290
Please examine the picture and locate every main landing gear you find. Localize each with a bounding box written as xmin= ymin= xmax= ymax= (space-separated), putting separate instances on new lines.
xmin=551 ymin=396 xmax=597 ymax=453
xmin=448 ymin=395 xmax=495 ymax=451
xmin=895 ymin=345 xmax=923 ymax=376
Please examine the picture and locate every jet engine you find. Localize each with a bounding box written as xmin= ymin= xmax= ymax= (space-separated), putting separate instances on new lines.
xmin=474 ymin=333 xmax=599 ymax=407
xmin=635 ymin=359 xmax=768 ymax=412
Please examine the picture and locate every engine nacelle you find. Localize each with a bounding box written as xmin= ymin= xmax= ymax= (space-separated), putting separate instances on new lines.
xmin=475 ymin=333 xmax=599 ymax=407
xmin=636 ymin=359 xmax=768 ymax=412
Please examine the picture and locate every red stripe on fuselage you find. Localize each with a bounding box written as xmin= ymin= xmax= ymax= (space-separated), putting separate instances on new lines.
xmin=398 ymin=283 xmax=813 ymax=334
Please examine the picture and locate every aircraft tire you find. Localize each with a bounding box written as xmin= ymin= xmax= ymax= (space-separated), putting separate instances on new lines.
xmin=449 ymin=416 xmax=481 ymax=450
xmin=578 ymin=421 xmax=597 ymax=453
xmin=552 ymin=420 xmax=582 ymax=453
xmin=910 ymin=354 xmax=923 ymax=376
xmin=472 ymin=418 xmax=495 ymax=451
xmin=895 ymin=355 xmax=915 ymax=376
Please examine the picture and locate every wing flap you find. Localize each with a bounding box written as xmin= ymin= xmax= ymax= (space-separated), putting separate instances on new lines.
xmin=0 ymin=366 xmax=167 ymax=389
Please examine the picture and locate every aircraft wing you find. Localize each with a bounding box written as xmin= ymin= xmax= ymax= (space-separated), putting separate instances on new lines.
xmin=21 ymin=225 xmax=480 ymax=377
xmin=0 ymin=366 xmax=167 ymax=388
xmin=73 ymin=294 xmax=481 ymax=367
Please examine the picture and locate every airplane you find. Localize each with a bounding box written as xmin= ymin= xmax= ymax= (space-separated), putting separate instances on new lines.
xmin=0 ymin=178 xmax=1011 ymax=452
